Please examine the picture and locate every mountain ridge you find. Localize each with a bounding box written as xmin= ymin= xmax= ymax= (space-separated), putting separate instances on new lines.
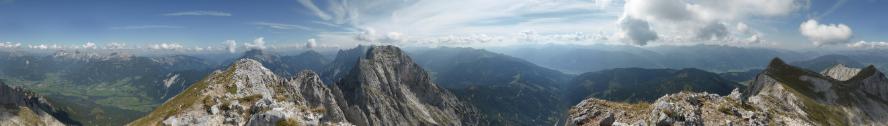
xmin=568 ymin=58 xmax=888 ymax=126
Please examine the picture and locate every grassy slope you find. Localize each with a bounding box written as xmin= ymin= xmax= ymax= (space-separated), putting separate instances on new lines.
xmin=128 ymin=64 xmax=236 ymax=125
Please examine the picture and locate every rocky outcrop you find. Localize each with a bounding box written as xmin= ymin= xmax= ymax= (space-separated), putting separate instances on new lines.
xmin=129 ymin=59 xmax=351 ymax=126
xmin=332 ymin=46 xmax=480 ymax=126
xmin=0 ymin=81 xmax=76 ymax=126
xmin=568 ymin=90 xmax=771 ymax=126
xmin=821 ymin=64 xmax=862 ymax=81
xmin=568 ymin=58 xmax=888 ymax=126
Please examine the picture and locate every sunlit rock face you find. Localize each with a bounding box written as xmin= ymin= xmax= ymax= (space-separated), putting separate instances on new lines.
xmin=332 ymin=45 xmax=480 ymax=126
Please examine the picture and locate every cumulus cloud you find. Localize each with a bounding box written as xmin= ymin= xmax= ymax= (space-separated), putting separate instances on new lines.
xmin=148 ymin=43 xmax=184 ymax=50
xmin=736 ymin=22 xmax=750 ymax=33
xmin=224 ymin=40 xmax=237 ymax=53
xmin=244 ymin=37 xmax=267 ymax=50
xmin=696 ymin=22 xmax=729 ymax=40
xmin=82 ymin=42 xmax=97 ymax=49
xmin=847 ymin=41 xmax=888 ymax=49
xmin=800 ymin=19 xmax=853 ymax=46
xmin=617 ymin=16 xmax=658 ymax=45
xmin=746 ymin=35 xmax=762 ymax=44
xmin=163 ymin=10 xmax=232 ymax=16
xmin=619 ymin=0 xmax=807 ymax=44
xmin=306 ymin=38 xmax=318 ymax=48
xmin=354 ymin=28 xmax=377 ymax=42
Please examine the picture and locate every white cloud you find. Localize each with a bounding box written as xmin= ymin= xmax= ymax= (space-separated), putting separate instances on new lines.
xmin=82 ymin=42 xmax=97 ymax=49
xmin=252 ymin=22 xmax=315 ymax=31
xmin=354 ymin=28 xmax=377 ymax=42
xmin=0 ymin=42 xmax=21 ymax=48
xmin=105 ymin=42 xmax=127 ymax=49
xmin=800 ymin=19 xmax=853 ymax=46
xmin=244 ymin=37 xmax=267 ymax=50
xmin=111 ymin=25 xmax=183 ymax=30
xmin=619 ymin=0 xmax=807 ymax=45
xmin=163 ymin=10 xmax=232 ymax=16
xmin=306 ymin=38 xmax=318 ymax=48
xmin=736 ymin=22 xmax=749 ymax=34
xmin=617 ymin=16 xmax=658 ymax=45
xmin=848 ymin=41 xmax=888 ymax=49
xmin=148 ymin=43 xmax=184 ymax=50
xmin=225 ymin=40 xmax=237 ymax=53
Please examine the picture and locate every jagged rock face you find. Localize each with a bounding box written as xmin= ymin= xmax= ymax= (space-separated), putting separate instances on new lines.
xmin=332 ymin=46 xmax=480 ymax=126
xmin=321 ymin=45 xmax=369 ymax=84
xmin=0 ymin=82 xmax=74 ymax=126
xmin=568 ymin=58 xmax=888 ymax=126
xmin=129 ymin=59 xmax=351 ymax=126
xmin=821 ymin=64 xmax=862 ymax=81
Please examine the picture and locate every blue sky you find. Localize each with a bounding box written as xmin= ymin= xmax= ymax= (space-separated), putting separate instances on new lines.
xmin=0 ymin=0 xmax=886 ymax=51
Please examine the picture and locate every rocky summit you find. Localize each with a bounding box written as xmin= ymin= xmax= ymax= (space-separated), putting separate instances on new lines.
xmin=567 ymin=58 xmax=888 ymax=126
xmin=0 ymin=81 xmax=77 ymax=126
xmin=332 ymin=45 xmax=480 ymax=126
xmin=129 ymin=59 xmax=351 ymax=126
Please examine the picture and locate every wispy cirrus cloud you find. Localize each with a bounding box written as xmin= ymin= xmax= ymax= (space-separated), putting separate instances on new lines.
xmin=110 ymin=25 xmax=184 ymax=30
xmin=251 ymin=22 xmax=315 ymax=31
xmin=163 ymin=10 xmax=232 ymax=16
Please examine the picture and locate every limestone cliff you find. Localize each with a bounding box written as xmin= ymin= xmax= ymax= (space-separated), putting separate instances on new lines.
xmin=332 ymin=45 xmax=480 ymax=126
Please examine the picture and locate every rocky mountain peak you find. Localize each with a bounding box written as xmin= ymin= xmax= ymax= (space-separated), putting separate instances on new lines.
xmin=333 ymin=45 xmax=480 ymax=126
xmin=130 ymin=58 xmax=351 ymax=126
xmin=820 ymin=64 xmax=862 ymax=81
xmin=232 ymin=59 xmax=273 ymax=75
xmin=364 ymin=45 xmax=410 ymax=62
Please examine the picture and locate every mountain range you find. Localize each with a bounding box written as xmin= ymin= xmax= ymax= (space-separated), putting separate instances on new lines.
xmin=131 ymin=46 xmax=480 ymax=126
xmin=3 ymin=45 xmax=888 ymax=126
xmin=410 ymin=47 xmax=571 ymax=125
xmin=491 ymin=44 xmax=809 ymax=74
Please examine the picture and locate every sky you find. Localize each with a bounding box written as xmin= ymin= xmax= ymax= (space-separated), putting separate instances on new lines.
xmin=0 ymin=0 xmax=887 ymax=52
